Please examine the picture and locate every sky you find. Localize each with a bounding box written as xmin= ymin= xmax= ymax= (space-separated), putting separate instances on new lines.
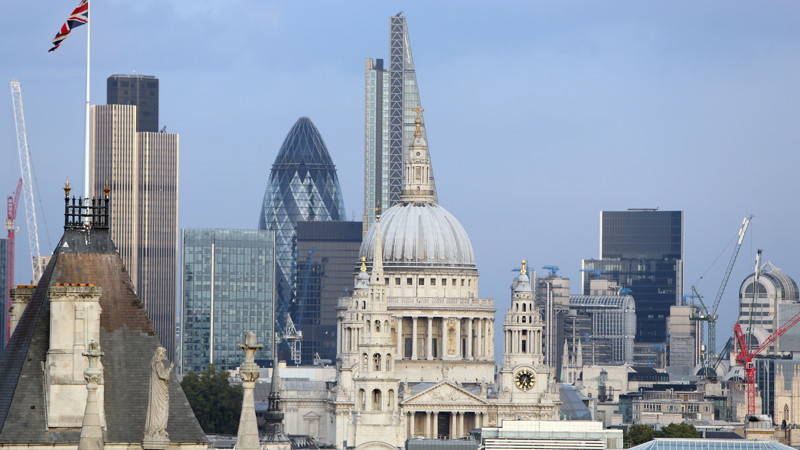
xmin=2 ymin=1 xmax=800 ymax=357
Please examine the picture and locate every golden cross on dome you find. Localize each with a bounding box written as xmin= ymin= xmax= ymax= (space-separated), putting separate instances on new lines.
xmin=521 ymin=260 xmax=527 ymax=275
xmin=360 ymin=256 xmax=367 ymax=272
xmin=414 ymin=106 xmax=424 ymax=134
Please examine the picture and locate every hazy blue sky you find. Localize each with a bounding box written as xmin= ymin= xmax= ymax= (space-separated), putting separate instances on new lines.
xmin=2 ymin=1 xmax=799 ymax=355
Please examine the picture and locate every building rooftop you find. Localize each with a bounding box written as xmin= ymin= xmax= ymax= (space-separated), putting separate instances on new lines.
xmin=630 ymin=439 xmax=793 ymax=450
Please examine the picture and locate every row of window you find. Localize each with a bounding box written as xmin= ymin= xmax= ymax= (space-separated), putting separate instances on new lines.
xmin=357 ymin=388 xmax=395 ymax=411
xmin=388 ymin=277 xmax=471 ymax=287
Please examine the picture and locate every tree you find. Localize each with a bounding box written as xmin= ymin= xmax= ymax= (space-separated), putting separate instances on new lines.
xmin=624 ymin=424 xmax=659 ymax=447
xmin=181 ymin=364 xmax=243 ymax=435
xmin=660 ymin=423 xmax=700 ymax=439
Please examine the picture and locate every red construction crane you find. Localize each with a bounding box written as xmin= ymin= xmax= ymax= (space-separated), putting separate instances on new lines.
xmin=734 ymin=311 xmax=800 ymax=415
xmin=4 ymin=179 xmax=22 ymax=344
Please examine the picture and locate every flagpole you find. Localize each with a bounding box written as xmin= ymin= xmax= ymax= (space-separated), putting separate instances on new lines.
xmin=83 ymin=0 xmax=91 ymax=196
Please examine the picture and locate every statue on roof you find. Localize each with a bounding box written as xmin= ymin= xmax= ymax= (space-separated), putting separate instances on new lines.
xmin=144 ymin=346 xmax=173 ymax=446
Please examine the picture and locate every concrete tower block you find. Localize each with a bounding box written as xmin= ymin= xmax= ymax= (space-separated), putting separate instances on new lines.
xmin=46 ymin=284 xmax=104 ymax=428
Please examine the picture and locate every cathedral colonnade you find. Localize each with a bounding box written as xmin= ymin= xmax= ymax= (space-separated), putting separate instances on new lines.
xmin=405 ymin=410 xmax=487 ymax=439
xmin=393 ymin=316 xmax=494 ymax=360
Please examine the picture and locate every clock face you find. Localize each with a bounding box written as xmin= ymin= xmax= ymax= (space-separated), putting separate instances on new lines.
xmin=514 ymin=368 xmax=535 ymax=391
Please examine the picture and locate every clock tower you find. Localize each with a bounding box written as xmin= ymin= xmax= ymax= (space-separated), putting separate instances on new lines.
xmin=498 ymin=261 xmax=556 ymax=412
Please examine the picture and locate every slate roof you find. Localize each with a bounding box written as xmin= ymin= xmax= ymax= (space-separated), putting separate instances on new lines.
xmin=0 ymin=227 xmax=207 ymax=444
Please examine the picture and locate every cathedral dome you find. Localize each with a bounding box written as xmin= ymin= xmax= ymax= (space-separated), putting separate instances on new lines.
xmin=360 ymin=201 xmax=476 ymax=269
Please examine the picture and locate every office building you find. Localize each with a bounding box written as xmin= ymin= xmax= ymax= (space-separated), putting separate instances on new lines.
xmin=363 ymin=13 xmax=434 ymax=233
xmin=667 ymin=305 xmax=703 ymax=379
xmin=89 ymin=81 xmax=179 ymax=358
xmin=294 ymin=220 xmax=362 ymax=364
xmin=564 ymin=294 xmax=637 ymax=366
xmin=738 ymin=260 xmax=799 ymax=341
xmin=0 ymin=238 xmax=7 ymax=350
xmin=534 ymin=270 xmax=570 ymax=370
xmin=107 ymin=74 xmax=159 ymax=132
xmin=582 ymin=210 xmax=683 ymax=346
xmin=631 ymin=440 xmax=793 ymax=450
xmin=181 ymin=229 xmax=276 ymax=373
xmin=477 ymin=420 xmax=623 ymax=450
xmin=258 ymin=117 xmax=346 ymax=353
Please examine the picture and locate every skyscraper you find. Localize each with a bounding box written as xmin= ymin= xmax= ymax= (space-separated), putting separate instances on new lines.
xmin=181 ymin=229 xmax=276 ymax=373
xmin=295 ymin=220 xmax=362 ymax=364
xmin=582 ymin=210 xmax=683 ymax=348
xmin=89 ymin=80 xmax=179 ymax=359
xmin=259 ymin=117 xmax=345 ymax=356
xmin=0 ymin=238 xmax=7 ymax=350
xmin=363 ymin=13 xmax=434 ymax=234
xmin=107 ymin=74 xmax=159 ymax=132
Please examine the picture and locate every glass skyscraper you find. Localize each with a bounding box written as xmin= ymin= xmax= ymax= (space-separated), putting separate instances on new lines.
xmin=295 ymin=221 xmax=362 ymax=364
xmin=181 ymin=228 xmax=276 ymax=373
xmin=582 ymin=210 xmax=683 ymax=345
xmin=0 ymin=238 xmax=7 ymax=351
xmin=259 ymin=117 xmax=345 ymax=351
xmin=363 ymin=13 xmax=435 ymax=234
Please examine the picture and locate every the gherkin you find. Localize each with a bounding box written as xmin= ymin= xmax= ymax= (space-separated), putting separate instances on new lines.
xmin=259 ymin=117 xmax=345 ymax=348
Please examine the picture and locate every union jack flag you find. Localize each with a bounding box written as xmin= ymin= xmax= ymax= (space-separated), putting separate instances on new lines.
xmin=48 ymin=0 xmax=89 ymax=52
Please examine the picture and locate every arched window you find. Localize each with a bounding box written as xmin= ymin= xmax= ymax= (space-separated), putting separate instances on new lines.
xmin=522 ymin=303 xmax=527 ymax=312
xmin=358 ymin=389 xmax=366 ymax=410
xmin=373 ymin=353 xmax=382 ymax=371
xmin=372 ymin=389 xmax=382 ymax=411
xmin=388 ymin=389 xmax=395 ymax=409
xmin=386 ymin=354 xmax=392 ymax=371
xmin=375 ymin=320 xmax=381 ymax=332
xmin=384 ymin=320 xmax=389 ymax=332
xmin=362 ymin=301 xmax=366 ymax=309
xmin=362 ymin=353 xmax=368 ymax=371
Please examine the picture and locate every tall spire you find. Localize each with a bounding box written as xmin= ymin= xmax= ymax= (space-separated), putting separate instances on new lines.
xmin=400 ymin=107 xmax=436 ymax=203
xmin=370 ymin=215 xmax=384 ymax=283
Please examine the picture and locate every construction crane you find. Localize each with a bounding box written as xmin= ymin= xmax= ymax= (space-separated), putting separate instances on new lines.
xmin=734 ymin=310 xmax=800 ymax=415
xmin=691 ymin=215 xmax=752 ymax=363
xmin=283 ymin=313 xmax=303 ymax=366
xmin=9 ymin=81 xmax=45 ymax=282
xmin=4 ymin=179 xmax=22 ymax=343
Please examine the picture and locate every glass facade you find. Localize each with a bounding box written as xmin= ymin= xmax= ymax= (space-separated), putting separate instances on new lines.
xmin=295 ymin=221 xmax=362 ymax=364
xmin=565 ymin=295 xmax=636 ymax=365
xmin=259 ymin=117 xmax=345 ymax=351
xmin=583 ymin=210 xmax=683 ymax=345
xmin=0 ymin=238 xmax=7 ymax=351
xmin=181 ymin=229 xmax=276 ymax=373
xmin=106 ymin=74 xmax=159 ymax=132
xmin=363 ymin=14 xmax=435 ymax=234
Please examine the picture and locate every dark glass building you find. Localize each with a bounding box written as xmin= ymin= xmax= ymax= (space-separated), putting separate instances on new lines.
xmin=0 ymin=238 xmax=7 ymax=351
xmin=582 ymin=210 xmax=683 ymax=345
xmin=259 ymin=117 xmax=346 ymax=360
xmin=107 ymin=74 xmax=159 ymax=132
xmin=181 ymin=229 xmax=276 ymax=373
xmin=295 ymin=221 xmax=362 ymax=364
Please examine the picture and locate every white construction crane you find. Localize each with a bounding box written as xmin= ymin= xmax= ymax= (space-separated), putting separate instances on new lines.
xmin=9 ymin=81 xmax=45 ymax=282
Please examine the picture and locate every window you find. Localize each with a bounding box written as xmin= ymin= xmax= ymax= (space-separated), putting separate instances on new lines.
xmin=461 ymin=279 xmax=465 ymax=286
xmin=442 ymin=278 xmax=447 ymax=286
xmin=395 ymin=278 xmax=401 ymax=285
xmin=431 ymin=278 xmax=436 ymax=286
xmin=407 ymin=278 xmax=413 ymax=285
xmin=452 ymin=278 xmax=457 ymax=286
xmin=419 ymin=278 xmax=425 ymax=286
xmin=358 ymin=389 xmax=366 ymax=410
xmin=372 ymin=389 xmax=382 ymax=411
xmin=386 ymin=354 xmax=392 ymax=370
xmin=373 ymin=353 xmax=382 ymax=371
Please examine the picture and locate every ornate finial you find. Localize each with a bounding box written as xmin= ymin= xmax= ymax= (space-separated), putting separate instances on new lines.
xmin=520 ymin=260 xmax=527 ymax=275
xmin=360 ymin=256 xmax=367 ymax=272
xmin=414 ymin=106 xmax=424 ymax=135
xmin=103 ymin=182 xmax=110 ymax=197
xmin=374 ymin=207 xmax=381 ymax=221
xmin=64 ymin=180 xmax=72 ymax=197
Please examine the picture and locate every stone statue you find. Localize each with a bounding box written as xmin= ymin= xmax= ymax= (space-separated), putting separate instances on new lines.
xmin=144 ymin=346 xmax=173 ymax=447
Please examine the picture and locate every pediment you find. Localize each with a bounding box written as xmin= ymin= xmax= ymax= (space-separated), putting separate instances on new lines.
xmin=402 ymin=382 xmax=487 ymax=406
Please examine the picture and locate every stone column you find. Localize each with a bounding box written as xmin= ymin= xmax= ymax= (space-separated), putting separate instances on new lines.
xmin=458 ymin=412 xmax=465 ymax=437
xmin=456 ymin=319 xmax=462 ymax=358
xmin=467 ymin=319 xmax=473 ymax=360
xmin=489 ymin=321 xmax=494 ymax=359
xmin=476 ymin=319 xmax=483 ymax=360
xmin=412 ymin=317 xmax=418 ymax=360
xmin=450 ymin=412 xmax=456 ymax=438
xmin=336 ymin=323 xmax=342 ymax=355
xmin=397 ymin=317 xmax=404 ymax=358
xmin=427 ymin=317 xmax=433 ymax=360
xmin=425 ymin=411 xmax=431 ymax=437
xmin=78 ymin=340 xmax=104 ymax=450
xmin=433 ymin=411 xmax=439 ymax=438
xmin=236 ymin=332 xmax=263 ymax=450
xmin=409 ymin=411 xmax=416 ymax=437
